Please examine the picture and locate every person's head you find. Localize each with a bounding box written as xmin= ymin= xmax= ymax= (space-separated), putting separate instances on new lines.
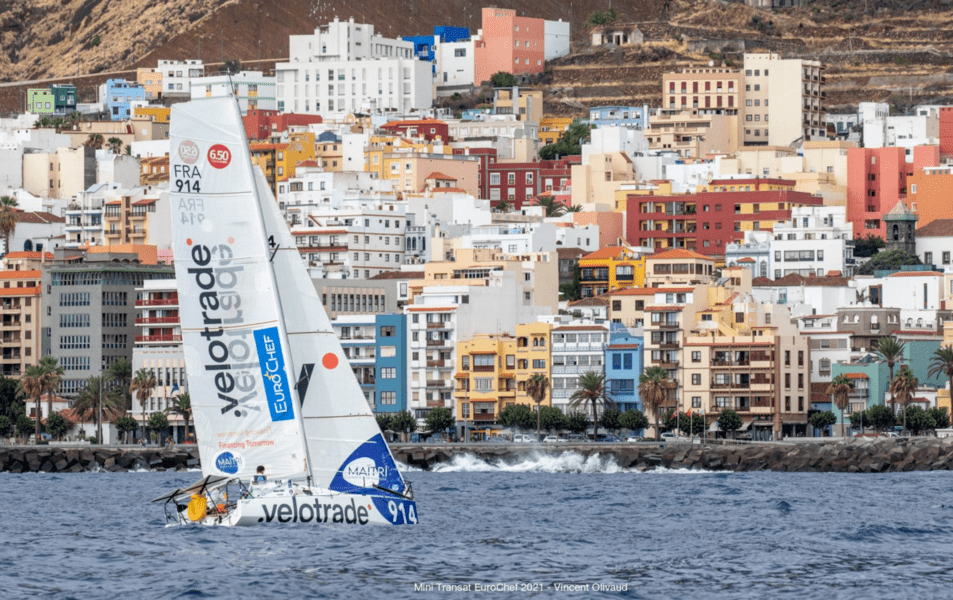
xmin=256 ymin=465 xmax=265 ymax=474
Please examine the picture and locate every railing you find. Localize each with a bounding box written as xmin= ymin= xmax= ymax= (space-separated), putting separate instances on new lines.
xmin=472 ymin=412 xmax=496 ymax=421
xmin=472 ymin=365 xmax=494 ymax=372
xmin=427 ymin=339 xmax=449 ymax=347
xmin=135 ymin=316 xmax=179 ymax=325
xmin=136 ymin=298 xmax=178 ymax=306
xmin=135 ymin=334 xmax=182 ymax=342
xmin=427 ymin=321 xmax=448 ymax=329
xmin=426 ymin=380 xmax=447 ymax=388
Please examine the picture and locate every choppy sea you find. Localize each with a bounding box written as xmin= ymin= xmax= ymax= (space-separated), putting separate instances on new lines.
xmin=3 ymin=450 xmax=952 ymax=599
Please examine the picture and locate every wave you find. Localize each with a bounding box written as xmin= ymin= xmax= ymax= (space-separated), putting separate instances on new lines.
xmin=407 ymin=451 xmax=717 ymax=474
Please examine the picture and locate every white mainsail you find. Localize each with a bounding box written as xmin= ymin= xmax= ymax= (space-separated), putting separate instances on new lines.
xmin=253 ymin=169 xmax=409 ymax=496
xmin=169 ymin=98 xmax=309 ymax=481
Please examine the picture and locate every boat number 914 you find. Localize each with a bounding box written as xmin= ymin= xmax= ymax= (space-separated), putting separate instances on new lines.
xmin=388 ymin=500 xmax=418 ymax=524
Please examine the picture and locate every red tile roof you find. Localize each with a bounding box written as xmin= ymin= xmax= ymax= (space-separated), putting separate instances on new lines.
xmin=425 ymin=172 xmax=455 ymax=180
xmin=16 ymin=211 xmax=64 ymax=224
xmin=5 ymin=252 xmax=53 ymax=260
xmin=0 ymin=270 xmax=41 ymax=279
xmin=887 ymin=271 xmax=944 ymax=277
xmin=649 ymin=248 xmax=712 ymax=261
xmin=842 ymin=373 xmax=868 ymax=379
xmin=916 ymin=219 xmax=953 ymax=237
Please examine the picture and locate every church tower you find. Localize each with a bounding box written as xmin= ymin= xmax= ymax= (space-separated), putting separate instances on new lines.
xmin=883 ymin=200 xmax=918 ymax=255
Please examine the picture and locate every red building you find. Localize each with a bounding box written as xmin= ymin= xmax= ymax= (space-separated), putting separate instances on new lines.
xmin=485 ymin=156 xmax=578 ymax=209
xmin=940 ymin=107 xmax=953 ymax=158
xmin=451 ymin=148 xmax=497 ymax=198
xmin=846 ymin=146 xmax=937 ymax=238
xmin=380 ymin=118 xmax=449 ymax=142
xmin=242 ymin=110 xmax=323 ymax=141
xmin=625 ymin=186 xmax=823 ymax=256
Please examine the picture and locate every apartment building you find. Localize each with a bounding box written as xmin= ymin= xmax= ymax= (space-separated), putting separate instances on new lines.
xmin=136 ymin=68 xmax=164 ymax=100
xmin=316 ymin=271 xmax=420 ymax=320
xmin=103 ymin=193 xmax=170 ymax=249
xmin=22 ymin=146 xmax=95 ymax=200
xmin=647 ymin=108 xmax=740 ymax=158
xmin=473 ymin=8 xmax=546 ymax=85
xmin=0 ymin=253 xmax=45 ymax=378
xmin=276 ymin=18 xmax=432 ymax=115
xmin=550 ymin=322 xmax=609 ymax=414
xmin=605 ymin=324 xmax=644 ymax=413
xmin=42 ymin=252 xmax=175 ymax=398
xmin=157 ymin=60 xmax=204 ymax=96
xmin=577 ymin=246 xmax=647 ymax=298
xmin=190 ymin=71 xmax=277 ymax=113
xmin=741 ymin=53 xmax=825 ymax=146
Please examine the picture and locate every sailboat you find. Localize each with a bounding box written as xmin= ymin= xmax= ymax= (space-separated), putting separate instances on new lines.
xmin=152 ymin=97 xmax=417 ymax=526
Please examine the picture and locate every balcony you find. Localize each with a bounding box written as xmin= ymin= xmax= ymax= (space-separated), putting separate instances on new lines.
xmin=135 ymin=316 xmax=179 ymax=325
xmin=426 ymin=380 xmax=447 ymax=388
xmin=657 ymin=322 xmax=680 ymax=330
xmin=427 ymin=321 xmax=448 ymax=329
xmin=135 ymin=334 xmax=182 ymax=342
xmin=427 ymin=359 xmax=451 ymax=368
xmin=426 ymin=339 xmax=449 ymax=347
xmin=136 ymin=297 xmax=178 ymax=307
xmin=472 ymin=412 xmax=496 ymax=421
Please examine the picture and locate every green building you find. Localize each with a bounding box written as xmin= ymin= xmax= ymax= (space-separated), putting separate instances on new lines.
xmin=27 ymin=88 xmax=54 ymax=115
xmin=831 ymin=357 xmax=890 ymax=430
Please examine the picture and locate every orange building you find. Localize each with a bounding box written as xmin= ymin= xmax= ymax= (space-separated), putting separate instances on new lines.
xmin=473 ymin=8 xmax=545 ymax=86
xmin=908 ymin=165 xmax=953 ymax=229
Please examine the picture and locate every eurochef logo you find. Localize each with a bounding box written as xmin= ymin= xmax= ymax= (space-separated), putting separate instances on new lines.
xmin=178 ymin=140 xmax=199 ymax=164
xmin=343 ymin=457 xmax=387 ymax=488
xmin=215 ymin=451 xmax=243 ymax=475
xmin=207 ymin=144 xmax=231 ymax=169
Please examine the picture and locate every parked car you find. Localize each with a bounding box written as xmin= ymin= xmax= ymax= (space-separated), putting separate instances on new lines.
xmin=514 ymin=434 xmax=536 ymax=443
xmin=625 ymin=436 xmax=643 ymax=443
xmin=543 ymin=435 xmax=566 ymax=443
xmin=660 ymin=432 xmax=687 ymax=440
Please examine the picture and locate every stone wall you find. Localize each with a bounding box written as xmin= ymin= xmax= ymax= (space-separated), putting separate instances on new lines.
xmin=0 ymin=445 xmax=199 ymax=473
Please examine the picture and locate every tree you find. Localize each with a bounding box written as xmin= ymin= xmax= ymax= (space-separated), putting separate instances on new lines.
xmin=90 ymin=34 xmax=101 ymax=47
xmin=18 ymin=365 xmax=44 ymax=441
xmin=826 ymin=374 xmax=855 ymax=438
xmin=890 ymin=365 xmax=919 ymax=434
xmin=0 ymin=376 xmax=22 ymax=421
xmin=808 ymin=410 xmax=837 ymax=435
xmin=0 ymin=415 xmax=9 ymax=436
xmin=639 ymin=366 xmax=670 ymax=441
xmin=929 ymin=407 xmax=950 ymax=430
xmin=619 ymin=409 xmax=649 ymax=434
xmin=904 ymin=406 xmax=935 ymax=436
xmin=375 ymin=413 xmax=393 ymax=432
xmin=867 ymin=404 xmax=896 ymax=433
xmin=539 ymin=123 xmax=591 ymax=161
xmin=532 ymin=195 xmax=570 ymax=217
xmin=566 ymin=412 xmax=590 ymax=434
xmin=107 ymin=137 xmax=123 ymax=154
xmin=853 ymin=234 xmax=885 ymax=258
xmin=856 ymin=249 xmax=920 ymax=275
xmin=115 ymin=415 xmax=139 ymax=444
xmin=584 ymin=7 xmax=618 ymax=27
xmin=569 ymin=371 xmax=615 ymax=439
xmin=147 ymin=411 xmax=170 ymax=446
xmin=499 ymin=403 xmax=535 ymax=431
xmin=877 ymin=337 xmax=906 ymax=415
xmin=559 ymin=264 xmax=582 ymax=302
xmin=490 ymin=71 xmax=517 ymax=88
xmin=223 ymin=59 xmax=243 ymax=75
xmin=849 ymin=410 xmax=868 ymax=431
xmin=130 ymin=368 xmax=157 ymax=443
xmin=16 ymin=415 xmax=34 ymax=441
xmin=165 ymin=392 xmax=192 ymax=443
xmin=38 ymin=355 xmax=64 ymax=422
xmin=928 ymin=347 xmax=953 ymax=403
xmin=677 ymin=412 xmax=706 ymax=436
xmin=539 ymin=405 xmax=568 ymax=432
xmin=390 ymin=410 xmax=417 ymax=441
xmin=717 ymin=408 xmax=742 ymax=437
xmin=493 ymin=199 xmax=513 ymax=214
xmin=46 ymin=411 xmax=71 ymax=440
xmin=106 ymin=357 xmax=132 ymax=410
xmin=84 ymin=134 xmax=104 ymax=150
xmin=0 ymin=196 xmax=18 ymax=256
xmin=525 ymin=373 xmax=549 ymax=438
xmin=124 ymin=145 xmax=132 ymax=156
xmin=71 ymin=376 xmax=122 ymax=443
xmin=599 ymin=409 xmax=621 ymax=434
xmin=424 ymin=407 xmax=454 ymax=438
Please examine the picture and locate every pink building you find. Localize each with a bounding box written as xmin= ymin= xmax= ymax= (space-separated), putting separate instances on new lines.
xmin=572 ymin=211 xmax=624 ymax=249
xmin=846 ymin=146 xmax=938 ymax=238
xmin=473 ymin=8 xmax=545 ymax=86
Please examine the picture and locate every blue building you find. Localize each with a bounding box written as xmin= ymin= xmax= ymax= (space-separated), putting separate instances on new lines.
xmin=587 ymin=105 xmax=650 ymax=129
xmin=103 ymin=79 xmax=146 ymax=121
xmin=374 ymin=313 xmax=409 ymax=414
xmin=404 ymin=27 xmax=470 ymax=73
xmin=605 ymin=323 xmax=643 ymax=415
xmin=434 ymin=26 xmax=470 ymax=44
xmin=404 ymin=35 xmax=437 ymax=63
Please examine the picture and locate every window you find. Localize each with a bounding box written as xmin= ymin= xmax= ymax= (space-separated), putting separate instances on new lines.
xmin=381 ymin=368 xmax=396 ymax=379
xmin=532 ymin=359 xmax=546 ymax=369
xmin=692 ymin=396 xmax=701 ymax=408
xmin=692 ymin=374 xmax=701 ymax=385
xmin=380 ymin=392 xmax=396 ymax=405
xmin=380 ymin=326 xmax=395 ymax=337
xmin=692 ymin=351 xmax=701 ymax=363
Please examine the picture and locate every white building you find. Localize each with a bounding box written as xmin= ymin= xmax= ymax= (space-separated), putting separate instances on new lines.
xmin=544 ymin=20 xmax=571 ymax=61
xmin=157 ymin=59 xmax=204 ymax=96
xmin=189 ymin=71 xmax=277 ymax=112
xmin=434 ymin=38 xmax=475 ymax=97
xmin=276 ymin=18 xmax=433 ymax=115
xmin=769 ymin=205 xmax=855 ymax=279
xmin=95 ymin=150 xmax=140 ymax=189
xmin=915 ymin=219 xmax=953 ymax=273
xmin=548 ymin=320 xmax=609 ymax=413
xmin=860 ymin=101 xmax=939 ymax=152
xmin=581 ymin=126 xmax=649 ymax=164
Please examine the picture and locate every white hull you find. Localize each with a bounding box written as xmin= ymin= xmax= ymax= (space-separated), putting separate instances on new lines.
xmin=174 ymin=481 xmax=419 ymax=527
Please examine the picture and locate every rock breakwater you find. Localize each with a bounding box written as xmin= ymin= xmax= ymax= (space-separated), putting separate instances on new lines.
xmin=0 ymin=445 xmax=200 ymax=473
xmin=394 ymin=437 xmax=953 ymax=473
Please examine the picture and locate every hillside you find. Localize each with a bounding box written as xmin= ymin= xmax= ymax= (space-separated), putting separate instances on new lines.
xmin=2 ymin=0 xmax=953 ymax=114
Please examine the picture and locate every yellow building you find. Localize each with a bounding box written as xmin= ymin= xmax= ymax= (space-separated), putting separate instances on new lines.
xmin=494 ymin=87 xmax=543 ymax=122
xmin=539 ymin=117 xmax=574 ymax=146
xmin=577 ymin=246 xmax=647 ymax=298
xmin=365 ymin=135 xmax=480 ymax=195
xmin=454 ymin=323 xmax=551 ymax=434
xmin=940 ymin=321 xmax=953 ymax=414
xmin=315 ymin=136 xmax=344 ymax=172
xmin=136 ymin=68 xmax=164 ymax=100
xmin=103 ymin=196 xmax=159 ymax=247
xmin=133 ymin=106 xmax=171 ymax=124
xmin=249 ymin=131 xmax=316 ymax=187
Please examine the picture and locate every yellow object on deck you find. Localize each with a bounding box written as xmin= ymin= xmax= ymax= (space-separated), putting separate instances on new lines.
xmin=187 ymin=495 xmax=207 ymax=521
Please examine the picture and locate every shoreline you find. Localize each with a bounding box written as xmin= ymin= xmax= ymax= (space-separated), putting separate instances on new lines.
xmin=3 ymin=437 xmax=953 ymax=473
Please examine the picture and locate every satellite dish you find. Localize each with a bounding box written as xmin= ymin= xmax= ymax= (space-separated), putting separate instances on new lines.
xmin=708 ymin=60 xmax=714 ymax=67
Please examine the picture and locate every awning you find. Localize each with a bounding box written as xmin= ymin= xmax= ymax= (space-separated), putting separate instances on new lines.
xmin=740 ymin=421 xmax=752 ymax=430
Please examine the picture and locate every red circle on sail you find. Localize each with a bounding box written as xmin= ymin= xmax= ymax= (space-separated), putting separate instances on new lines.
xmin=322 ymin=353 xmax=339 ymax=369
xmin=207 ymin=144 xmax=231 ymax=169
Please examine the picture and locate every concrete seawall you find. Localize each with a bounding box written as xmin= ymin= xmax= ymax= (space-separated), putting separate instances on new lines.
xmin=393 ymin=437 xmax=953 ymax=473
xmin=4 ymin=438 xmax=953 ymax=473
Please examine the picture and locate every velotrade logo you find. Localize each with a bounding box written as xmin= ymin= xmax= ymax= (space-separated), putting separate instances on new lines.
xmin=215 ymin=451 xmax=243 ymax=474
xmin=343 ymin=457 xmax=386 ymax=488
xmin=259 ymin=497 xmax=371 ymax=525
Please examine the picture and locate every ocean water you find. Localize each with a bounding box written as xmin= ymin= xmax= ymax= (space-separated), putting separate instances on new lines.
xmin=3 ymin=450 xmax=953 ymax=599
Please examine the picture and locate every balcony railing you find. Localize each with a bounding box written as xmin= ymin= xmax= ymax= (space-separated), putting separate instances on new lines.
xmin=472 ymin=412 xmax=496 ymax=421
xmin=135 ymin=334 xmax=182 ymax=342
xmin=426 ymin=380 xmax=447 ymax=388
xmin=135 ymin=316 xmax=179 ymax=325
xmin=136 ymin=297 xmax=178 ymax=307
xmin=427 ymin=322 xmax=448 ymax=329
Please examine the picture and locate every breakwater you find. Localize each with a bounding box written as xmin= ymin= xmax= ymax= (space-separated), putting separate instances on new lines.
xmin=393 ymin=437 xmax=953 ymax=473
xmin=0 ymin=445 xmax=199 ymax=473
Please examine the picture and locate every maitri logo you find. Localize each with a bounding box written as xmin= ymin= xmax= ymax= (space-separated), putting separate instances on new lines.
xmin=215 ymin=452 xmax=243 ymax=475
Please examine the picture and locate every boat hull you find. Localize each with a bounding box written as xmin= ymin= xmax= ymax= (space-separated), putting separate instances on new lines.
xmin=178 ymin=485 xmax=419 ymax=527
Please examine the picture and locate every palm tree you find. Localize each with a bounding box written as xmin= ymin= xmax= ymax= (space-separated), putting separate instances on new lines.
xmin=532 ymin=195 xmax=568 ymax=218
xmin=928 ymin=346 xmax=953 ymax=404
xmin=106 ymin=358 xmax=132 ymax=411
xmin=639 ymin=366 xmax=670 ymax=441
xmin=876 ymin=336 xmax=906 ymax=415
xmin=84 ymin=133 xmax=104 ymax=149
xmin=107 ymin=137 xmax=122 ymax=154
xmin=564 ymin=205 xmax=583 ymax=213
xmin=165 ymin=392 xmax=192 ymax=443
xmin=525 ymin=374 xmax=549 ymax=440
xmin=18 ymin=366 xmax=44 ymax=441
xmin=493 ymin=199 xmax=512 ymax=214
xmin=71 ymin=376 xmax=123 ymax=442
xmin=37 ymin=355 xmax=64 ymax=420
xmin=890 ymin=365 xmax=919 ymax=435
xmin=130 ymin=368 xmax=157 ymax=444
xmin=569 ymin=371 xmax=615 ymax=440
xmin=826 ymin=374 xmax=854 ymax=438
xmin=0 ymin=196 xmax=18 ymax=256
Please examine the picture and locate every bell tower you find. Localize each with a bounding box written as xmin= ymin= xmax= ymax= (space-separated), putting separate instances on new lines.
xmin=883 ymin=200 xmax=918 ymax=255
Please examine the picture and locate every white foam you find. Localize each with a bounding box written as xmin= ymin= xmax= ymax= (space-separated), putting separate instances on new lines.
xmin=401 ymin=451 xmax=721 ymax=474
